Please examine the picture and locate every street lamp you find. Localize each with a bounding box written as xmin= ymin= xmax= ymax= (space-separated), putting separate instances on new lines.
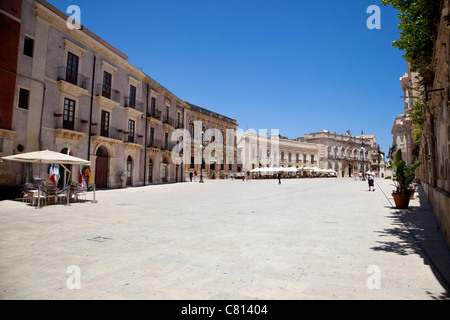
xmin=199 ymin=130 xmax=204 ymax=183
xmin=361 ymin=130 xmax=366 ymax=181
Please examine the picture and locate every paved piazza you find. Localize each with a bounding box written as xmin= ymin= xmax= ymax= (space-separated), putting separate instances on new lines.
xmin=0 ymin=177 xmax=449 ymax=300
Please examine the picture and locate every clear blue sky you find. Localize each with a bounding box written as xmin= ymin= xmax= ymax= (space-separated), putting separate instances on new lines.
xmin=50 ymin=0 xmax=406 ymax=155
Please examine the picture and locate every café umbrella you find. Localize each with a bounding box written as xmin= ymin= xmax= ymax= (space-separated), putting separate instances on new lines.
xmin=1 ymin=150 xmax=91 ymax=208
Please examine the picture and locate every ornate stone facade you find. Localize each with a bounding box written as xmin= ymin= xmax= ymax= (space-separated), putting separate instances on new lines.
xmin=0 ymin=0 xmax=237 ymax=191
xmin=302 ymin=130 xmax=385 ymax=178
xmin=418 ymin=0 xmax=450 ymax=247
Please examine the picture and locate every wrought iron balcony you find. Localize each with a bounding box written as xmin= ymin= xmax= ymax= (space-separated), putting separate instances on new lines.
xmin=57 ymin=67 xmax=90 ymax=90
xmin=124 ymin=97 xmax=143 ymax=112
xmin=95 ymin=84 xmax=121 ymax=103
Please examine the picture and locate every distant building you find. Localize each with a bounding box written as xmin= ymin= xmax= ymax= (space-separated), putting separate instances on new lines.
xmin=302 ymin=130 xmax=385 ymax=178
xmin=184 ymin=102 xmax=238 ymax=180
xmin=390 ymin=69 xmax=418 ymax=165
xmin=237 ymin=130 xmax=322 ymax=174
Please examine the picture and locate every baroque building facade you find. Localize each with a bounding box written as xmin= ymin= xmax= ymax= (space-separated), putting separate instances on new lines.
xmin=302 ymin=130 xmax=385 ymax=178
xmin=0 ymin=0 xmax=238 ymax=193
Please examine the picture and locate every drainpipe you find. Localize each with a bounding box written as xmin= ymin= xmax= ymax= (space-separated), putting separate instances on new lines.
xmin=143 ymin=82 xmax=149 ymax=186
xmin=87 ymin=55 xmax=96 ymax=161
xmin=38 ymin=83 xmax=46 ymax=151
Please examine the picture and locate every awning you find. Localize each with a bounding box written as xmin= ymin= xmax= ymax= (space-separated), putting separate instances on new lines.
xmin=1 ymin=150 xmax=91 ymax=165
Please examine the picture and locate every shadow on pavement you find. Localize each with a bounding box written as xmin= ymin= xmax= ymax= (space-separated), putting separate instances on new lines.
xmin=371 ymin=184 xmax=450 ymax=300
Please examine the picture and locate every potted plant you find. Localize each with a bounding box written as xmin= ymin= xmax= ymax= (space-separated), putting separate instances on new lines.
xmin=385 ymin=149 xmax=421 ymax=209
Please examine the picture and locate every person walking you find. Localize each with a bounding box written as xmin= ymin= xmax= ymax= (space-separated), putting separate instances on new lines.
xmin=189 ymin=171 xmax=193 ymax=182
xmin=278 ymin=172 xmax=282 ymax=185
xmin=230 ymin=172 xmax=234 ymax=180
xmin=246 ymin=170 xmax=250 ymax=182
xmin=367 ymin=171 xmax=375 ymax=191
xmin=242 ymin=172 xmax=245 ymax=182
xmin=194 ymin=171 xmax=198 ymax=182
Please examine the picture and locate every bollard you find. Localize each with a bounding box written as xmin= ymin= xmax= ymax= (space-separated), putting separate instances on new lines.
xmin=91 ymin=184 xmax=98 ymax=204
xmin=66 ymin=187 xmax=70 ymax=206
xmin=36 ymin=186 xmax=41 ymax=209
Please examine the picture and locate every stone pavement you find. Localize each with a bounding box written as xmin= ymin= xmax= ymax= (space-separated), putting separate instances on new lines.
xmin=0 ymin=177 xmax=449 ymax=300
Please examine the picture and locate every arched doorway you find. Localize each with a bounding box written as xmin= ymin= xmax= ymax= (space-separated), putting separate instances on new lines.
xmin=126 ymin=156 xmax=132 ymax=186
xmin=148 ymin=159 xmax=153 ymax=183
xmin=95 ymin=146 xmax=108 ymax=188
xmin=161 ymin=156 xmax=169 ymax=183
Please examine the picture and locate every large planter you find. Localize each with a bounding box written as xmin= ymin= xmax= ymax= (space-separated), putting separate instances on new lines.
xmin=392 ymin=192 xmax=412 ymax=209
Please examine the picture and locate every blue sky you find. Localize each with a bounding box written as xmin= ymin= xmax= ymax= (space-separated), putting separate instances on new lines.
xmin=50 ymin=0 xmax=406 ymax=154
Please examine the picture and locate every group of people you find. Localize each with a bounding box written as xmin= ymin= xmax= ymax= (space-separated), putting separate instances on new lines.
xmin=353 ymin=171 xmax=376 ymax=191
xmin=189 ymin=171 xmax=198 ymax=182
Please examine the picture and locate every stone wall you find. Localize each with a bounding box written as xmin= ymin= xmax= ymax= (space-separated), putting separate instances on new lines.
xmin=419 ymin=0 xmax=450 ymax=248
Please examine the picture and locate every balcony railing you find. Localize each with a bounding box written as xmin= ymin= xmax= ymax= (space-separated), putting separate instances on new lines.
xmin=124 ymin=97 xmax=144 ymax=112
xmin=162 ymin=117 xmax=175 ymax=127
xmin=54 ymin=115 xmax=88 ymax=132
xmin=57 ymin=67 xmax=90 ymax=90
xmin=148 ymin=109 xmax=162 ymax=120
xmin=148 ymin=139 xmax=161 ymax=149
xmin=91 ymin=124 xmax=124 ymax=141
xmin=96 ymin=84 xmax=121 ymax=103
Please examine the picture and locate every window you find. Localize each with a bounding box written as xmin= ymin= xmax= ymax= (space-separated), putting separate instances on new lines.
xmin=303 ymin=154 xmax=307 ymax=163
xmin=177 ymin=112 xmax=181 ymax=128
xmin=311 ymin=155 xmax=315 ymax=163
xmin=128 ymin=119 xmax=135 ymax=143
xmin=281 ymin=152 xmax=285 ymax=162
xmin=129 ymin=85 xmax=136 ymax=108
xmin=102 ymin=71 xmax=112 ymax=99
xmin=101 ymin=110 xmax=110 ymax=137
xmin=66 ymin=52 xmax=79 ymax=85
xmin=18 ymin=88 xmax=29 ymax=110
xmin=149 ymin=127 xmax=155 ymax=147
xmin=23 ymin=37 xmax=34 ymax=57
xmin=165 ymin=106 xmax=169 ymax=123
xmin=0 ymin=137 xmax=3 ymax=152
xmin=150 ymin=97 xmax=156 ymax=116
xmin=164 ymin=132 xmax=169 ymax=149
xmin=63 ymin=98 xmax=76 ymax=130
xmin=190 ymin=123 xmax=194 ymax=139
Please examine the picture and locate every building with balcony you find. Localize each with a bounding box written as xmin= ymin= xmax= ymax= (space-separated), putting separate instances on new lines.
xmin=237 ymin=131 xmax=324 ymax=175
xmin=0 ymin=0 xmax=237 ymax=192
xmin=302 ymin=129 xmax=385 ymax=178
xmin=184 ymin=102 xmax=238 ymax=180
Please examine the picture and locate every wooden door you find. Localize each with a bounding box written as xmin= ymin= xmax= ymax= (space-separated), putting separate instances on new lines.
xmin=95 ymin=156 xmax=108 ymax=188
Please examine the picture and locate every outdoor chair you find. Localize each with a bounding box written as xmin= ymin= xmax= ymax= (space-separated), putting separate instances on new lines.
xmin=27 ymin=190 xmax=47 ymax=207
xmin=75 ymin=187 xmax=87 ymax=202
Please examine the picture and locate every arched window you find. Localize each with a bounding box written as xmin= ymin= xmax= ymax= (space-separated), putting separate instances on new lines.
xmin=126 ymin=156 xmax=132 ymax=186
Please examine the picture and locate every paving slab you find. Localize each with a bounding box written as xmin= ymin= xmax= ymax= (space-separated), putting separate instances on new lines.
xmin=0 ymin=177 xmax=449 ymax=300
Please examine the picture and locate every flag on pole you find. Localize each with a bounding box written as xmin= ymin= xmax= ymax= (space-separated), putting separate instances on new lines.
xmin=78 ymin=166 xmax=83 ymax=184
xmin=49 ymin=164 xmax=60 ymax=184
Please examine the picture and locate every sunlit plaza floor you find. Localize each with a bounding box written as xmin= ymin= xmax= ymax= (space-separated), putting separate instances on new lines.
xmin=0 ymin=177 xmax=449 ymax=299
